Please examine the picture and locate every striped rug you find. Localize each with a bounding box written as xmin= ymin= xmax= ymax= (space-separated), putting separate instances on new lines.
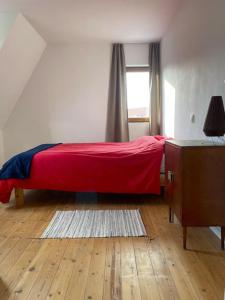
xmin=41 ymin=209 xmax=147 ymax=238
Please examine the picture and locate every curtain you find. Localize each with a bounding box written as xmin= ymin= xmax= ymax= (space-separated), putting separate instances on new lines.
xmin=106 ymin=44 xmax=129 ymax=142
xmin=149 ymin=42 xmax=161 ymax=135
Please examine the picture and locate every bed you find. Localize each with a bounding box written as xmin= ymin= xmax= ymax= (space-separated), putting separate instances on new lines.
xmin=0 ymin=135 xmax=166 ymax=206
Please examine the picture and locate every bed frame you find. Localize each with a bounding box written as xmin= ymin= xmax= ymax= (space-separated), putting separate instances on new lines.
xmin=14 ymin=174 xmax=167 ymax=207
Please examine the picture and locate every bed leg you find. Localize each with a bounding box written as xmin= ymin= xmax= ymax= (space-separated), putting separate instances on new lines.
xmin=15 ymin=188 xmax=24 ymax=208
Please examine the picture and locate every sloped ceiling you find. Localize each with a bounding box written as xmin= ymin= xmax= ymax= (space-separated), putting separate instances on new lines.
xmin=0 ymin=0 xmax=184 ymax=43
xmin=0 ymin=14 xmax=46 ymax=129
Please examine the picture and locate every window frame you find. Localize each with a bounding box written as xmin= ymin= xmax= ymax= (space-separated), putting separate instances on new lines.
xmin=126 ymin=66 xmax=150 ymax=123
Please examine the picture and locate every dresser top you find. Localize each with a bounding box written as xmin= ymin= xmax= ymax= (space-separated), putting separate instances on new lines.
xmin=165 ymin=139 xmax=225 ymax=147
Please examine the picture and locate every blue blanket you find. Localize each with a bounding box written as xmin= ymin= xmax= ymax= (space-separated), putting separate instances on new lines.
xmin=0 ymin=144 xmax=60 ymax=180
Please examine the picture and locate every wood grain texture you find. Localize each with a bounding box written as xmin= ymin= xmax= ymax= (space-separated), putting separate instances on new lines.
xmin=15 ymin=189 xmax=24 ymax=208
xmin=0 ymin=190 xmax=224 ymax=300
xmin=165 ymin=140 xmax=225 ymax=250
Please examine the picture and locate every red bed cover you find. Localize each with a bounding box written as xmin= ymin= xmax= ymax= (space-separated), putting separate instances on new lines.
xmin=0 ymin=136 xmax=166 ymax=203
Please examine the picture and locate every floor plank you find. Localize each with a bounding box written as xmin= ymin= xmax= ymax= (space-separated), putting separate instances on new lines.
xmin=132 ymin=237 xmax=161 ymax=300
xmin=103 ymin=238 xmax=121 ymax=300
xmin=64 ymin=238 xmax=95 ymax=300
xmin=0 ymin=191 xmax=224 ymax=300
xmin=0 ymin=240 xmax=43 ymax=300
xmin=83 ymin=238 xmax=107 ymax=300
xmin=120 ymin=238 xmax=142 ymax=300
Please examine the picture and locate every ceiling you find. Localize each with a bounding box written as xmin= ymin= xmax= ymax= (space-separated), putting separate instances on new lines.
xmin=0 ymin=0 xmax=184 ymax=43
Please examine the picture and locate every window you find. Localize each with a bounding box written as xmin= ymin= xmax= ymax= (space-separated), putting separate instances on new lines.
xmin=126 ymin=67 xmax=150 ymax=122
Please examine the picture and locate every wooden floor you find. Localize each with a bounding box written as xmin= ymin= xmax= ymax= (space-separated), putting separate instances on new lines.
xmin=0 ymin=191 xmax=224 ymax=300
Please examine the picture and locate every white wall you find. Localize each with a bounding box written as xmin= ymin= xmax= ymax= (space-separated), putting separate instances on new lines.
xmin=124 ymin=43 xmax=149 ymax=66
xmin=3 ymin=42 xmax=151 ymax=159
xmin=0 ymin=130 xmax=3 ymax=165
xmin=161 ymin=0 xmax=225 ymax=239
xmin=161 ymin=0 xmax=225 ymax=139
xmin=0 ymin=14 xmax=46 ymax=130
xmin=4 ymin=43 xmax=111 ymax=159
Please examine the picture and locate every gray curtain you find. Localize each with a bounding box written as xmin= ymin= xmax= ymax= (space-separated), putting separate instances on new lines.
xmin=106 ymin=44 xmax=129 ymax=142
xmin=149 ymin=42 xmax=161 ymax=135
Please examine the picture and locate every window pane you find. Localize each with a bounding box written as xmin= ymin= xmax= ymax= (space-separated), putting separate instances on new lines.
xmin=126 ymin=71 xmax=150 ymax=118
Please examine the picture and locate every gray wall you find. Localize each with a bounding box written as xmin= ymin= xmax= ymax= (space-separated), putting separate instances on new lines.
xmin=161 ymin=0 xmax=225 ymax=139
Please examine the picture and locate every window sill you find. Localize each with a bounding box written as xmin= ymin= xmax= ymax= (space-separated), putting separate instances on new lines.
xmin=128 ymin=117 xmax=150 ymax=123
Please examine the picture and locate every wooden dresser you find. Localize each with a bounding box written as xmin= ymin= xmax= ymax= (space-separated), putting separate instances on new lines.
xmin=165 ymin=140 xmax=225 ymax=250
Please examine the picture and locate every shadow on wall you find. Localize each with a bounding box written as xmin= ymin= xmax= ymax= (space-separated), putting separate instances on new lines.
xmin=164 ymin=80 xmax=176 ymax=138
